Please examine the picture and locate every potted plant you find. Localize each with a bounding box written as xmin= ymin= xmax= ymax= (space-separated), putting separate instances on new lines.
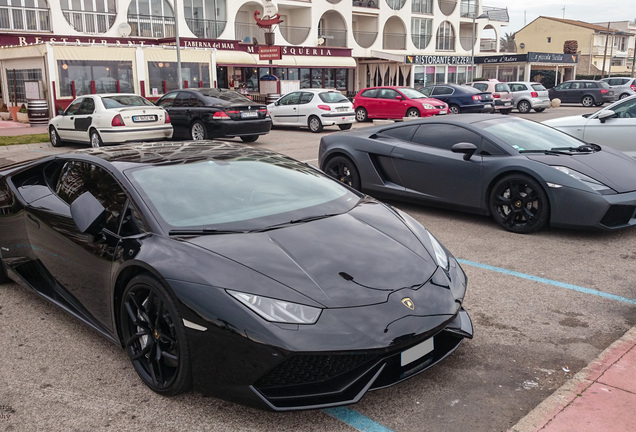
xmin=0 ymin=105 xmax=11 ymax=121
xmin=16 ymin=103 xmax=29 ymax=123
xmin=8 ymin=104 xmax=20 ymax=121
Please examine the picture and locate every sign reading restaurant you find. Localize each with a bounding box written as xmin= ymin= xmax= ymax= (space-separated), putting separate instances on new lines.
xmin=405 ymin=55 xmax=472 ymax=65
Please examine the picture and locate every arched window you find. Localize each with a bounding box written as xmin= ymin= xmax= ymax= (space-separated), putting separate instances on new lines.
xmin=183 ymin=0 xmax=226 ymax=39
xmin=411 ymin=18 xmax=432 ymax=49
xmin=0 ymin=0 xmax=50 ymax=31
xmin=128 ymin=0 xmax=175 ymax=38
xmin=436 ymin=21 xmax=455 ymax=51
xmin=61 ymin=0 xmax=116 ymax=34
xmin=386 ymin=0 xmax=406 ymax=10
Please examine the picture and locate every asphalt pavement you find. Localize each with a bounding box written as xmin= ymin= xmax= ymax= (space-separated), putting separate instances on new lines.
xmin=1 ymin=110 xmax=635 ymax=432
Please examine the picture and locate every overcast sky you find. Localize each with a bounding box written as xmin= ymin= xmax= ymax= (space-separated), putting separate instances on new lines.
xmin=483 ymin=0 xmax=635 ymax=35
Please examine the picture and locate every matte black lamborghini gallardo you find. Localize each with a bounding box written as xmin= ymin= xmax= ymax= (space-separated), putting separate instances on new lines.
xmin=319 ymin=115 xmax=636 ymax=233
xmin=0 ymin=142 xmax=472 ymax=411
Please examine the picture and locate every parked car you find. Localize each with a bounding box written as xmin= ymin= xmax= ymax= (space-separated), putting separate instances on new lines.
xmin=353 ymin=86 xmax=448 ymax=121
xmin=466 ymin=80 xmax=513 ymax=114
xmin=547 ymin=80 xmax=616 ymax=107
xmin=156 ymin=88 xmax=271 ymax=142
xmin=0 ymin=141 xmax=472 ymax=411
xmin=507 ymin=81 xmax=551 ymax=113
xmin=543 ymin=94 xmax=636 ymax=158
xmin=267 ymin=88 xmax=354 ymax=132
xmin=417 ymin=84 xmax=494 ymax=114
xmin=600 ymin=77 xmax=636 ymax=100
xmin=319 ymin=115 xmax=636 ymax=233
xmin=48 ymin=93 xmax=173 ymax=148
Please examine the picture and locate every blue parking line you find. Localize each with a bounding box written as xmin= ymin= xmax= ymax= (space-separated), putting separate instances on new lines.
xmin=323 ymin=407 xmax=396 ymax=432
xmin=457 ymin=258 xmax=636 ymax=305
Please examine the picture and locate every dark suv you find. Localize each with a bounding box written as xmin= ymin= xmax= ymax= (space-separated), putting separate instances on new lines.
xmin=547 ymin=80 xmax=616 ymax=107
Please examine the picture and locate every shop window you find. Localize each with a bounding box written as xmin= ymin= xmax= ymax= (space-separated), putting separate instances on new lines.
xmin=5 ymin=68 xmax=43 ymax=104
xmin=127 ymin=0 xmax=175 ymax=38
xmin=0 ymin=0 xmax=50 ymax=31
xmin=61 ymin=0 xmax=116 ymax=34
xmin=148 ymin=61 xmax=210 ymax=95
xmin=57 ymin=60 xmax=133 ymax=97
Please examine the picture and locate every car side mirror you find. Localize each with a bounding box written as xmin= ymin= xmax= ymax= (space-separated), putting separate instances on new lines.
xmin=395 ymin=96 xmax=403 ymax=100
xmin=71 ymin=191 xmax=106 ymax=235
xmin=451 ymin=142 xmax=478 ymax=161
xmin=597 ymin=109 xmax=616 ymax=123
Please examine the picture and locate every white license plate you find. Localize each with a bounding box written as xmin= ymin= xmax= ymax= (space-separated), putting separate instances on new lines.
xmin=485 ymin=104 xmax=492 ymax=108
xmin=504 ymin=102 xmax=511 ymax=106
xmin=337 ymin=107 xmax=349 ymax=112
xmin=241 ymin=111 xmax=258 ymax=118
xmin=133 ymin=115 xmax=157 ymax=122
xmin=438 ymin=110 xmax=447 ymax=115
xmin=401 ymin=337 xmax=434 ymax=366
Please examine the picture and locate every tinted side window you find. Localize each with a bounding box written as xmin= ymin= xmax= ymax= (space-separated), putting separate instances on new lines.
xmin=473 ymin=83 xmax=488 ymax=91
xmin=279 ymin=92 xmax=300 ymax=105
xmin=56 ymin=161 xmax=127 ymax=233
xmin=432 ymin=86 xmax=453 ymax=96
xmin=509 ymin=84 xmax=524 ymax=92
xmin=299 ymin=92 xmax=314 ymax=104
xmin=411 ymin=124 xmax=482 ymax=150
xmin=381 ymin=125 xmax=418 ymax=141
xmin=360 ymin=89 xmax=378 ymax=98
xmin=157 ymin=92 xmax=177 ymax=107
xmin=77 ymin=98 xmax=95 ymax=115
xmin=65 ymin=98 xmax=83 ymax=115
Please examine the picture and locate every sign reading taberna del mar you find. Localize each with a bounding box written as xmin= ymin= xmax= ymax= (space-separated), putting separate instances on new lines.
xmin=405 ymin=52 xmax=578 ymax=65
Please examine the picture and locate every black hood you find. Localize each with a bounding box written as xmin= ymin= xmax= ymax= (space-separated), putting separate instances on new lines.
xmin=526 ymin=149 xmax=636 ymax=193
xmin=185 ymin=202 xmax=440 ymax=308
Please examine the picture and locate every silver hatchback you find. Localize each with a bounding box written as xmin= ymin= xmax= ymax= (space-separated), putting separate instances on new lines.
xmin=601 ymin=77 xmax=636 ymax=100
xmin=507 ymin=82 xmax=551 ymax=113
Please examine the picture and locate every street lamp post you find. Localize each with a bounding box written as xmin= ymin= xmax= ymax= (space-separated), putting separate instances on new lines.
xmin=471 ymin=13 xmax=489 ymax=82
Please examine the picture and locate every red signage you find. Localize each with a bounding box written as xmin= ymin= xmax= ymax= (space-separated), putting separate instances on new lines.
xmin=259 ymin=46 xmax=281 ymax=60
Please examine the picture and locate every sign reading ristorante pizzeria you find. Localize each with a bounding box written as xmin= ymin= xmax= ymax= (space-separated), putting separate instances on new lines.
xmin=405 ymin=55 xmax=473 ymax=65
xmin=0 ymin=34 xmax=351 ymax=57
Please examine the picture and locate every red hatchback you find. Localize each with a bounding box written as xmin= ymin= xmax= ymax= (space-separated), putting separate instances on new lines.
xmin=353 ymin=86 xmax=448 ymax=121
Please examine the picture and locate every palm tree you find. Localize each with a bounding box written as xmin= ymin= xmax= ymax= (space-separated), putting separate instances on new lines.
xmin=500 ymin=32 xmax=516 ymax=52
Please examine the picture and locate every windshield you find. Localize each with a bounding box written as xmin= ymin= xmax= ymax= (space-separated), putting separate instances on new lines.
xmin=399 ymin=88 xmax=427 ymax=99
xmin=127 ymin=157 xmax=360 ymax=231
xmin=476 ymin=117 xmax=586 ymax=152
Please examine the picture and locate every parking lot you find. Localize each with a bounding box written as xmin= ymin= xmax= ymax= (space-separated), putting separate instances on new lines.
xmin=1 ymin=105 xmax=635 ymax=432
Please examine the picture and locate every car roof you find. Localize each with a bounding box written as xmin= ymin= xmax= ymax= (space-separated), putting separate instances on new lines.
xmin=60 ymin=141 xmax=282 ymax=167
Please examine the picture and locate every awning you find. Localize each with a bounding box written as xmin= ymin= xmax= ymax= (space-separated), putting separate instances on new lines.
xmin=266 ymin=55 xmax=356 ymax=68
xmin=0 ymin=44 xmax=47 ymax=60
xmin=215 ymin=50 xmax=258 ymax=66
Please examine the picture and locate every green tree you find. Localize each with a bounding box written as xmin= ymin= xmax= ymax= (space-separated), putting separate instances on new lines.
xmin=500 ymin=32 xmax=516 ymax=52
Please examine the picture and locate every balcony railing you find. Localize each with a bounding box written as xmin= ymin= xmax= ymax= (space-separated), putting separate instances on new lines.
xmin=235 ymin=22 xmax=265 ymax=44
xmin=459 ymin=36 xmax=475 ymax=51
xmin=320 ymin=29 xmax=347 ymax=47
xmin=279 ymin=25 xmax=310 ymax=45
xmin=63 ymin=10 xmax=116 ymax=34
xmin=354 ymin=30 xmax=378 ymax=48
xmin=352 ymin=0 xmax=379 ymax=8
xmin=383 ymin=32 xmax=406 ymax=50
xmin=0 ymin=6 xmax=50 ymax=31
xmin=128 ymin=14 xmax=175 ymax=38
xmin=480 ymin=38 xmax=497 ymax=52
xmin=185 ymin=18 xmax=226 ymax=39
xmin=412 ymin=34 xmax=432 ymax=49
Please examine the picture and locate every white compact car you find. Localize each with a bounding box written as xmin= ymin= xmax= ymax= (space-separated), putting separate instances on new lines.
xmin=48 ymin=93 xmax=173 ymax=147
xmin=543 ymin=94 xmax=636 ymax=158
xmin=267 ymin=88 xmax=355 ymax=132
xmin=507 ymin=81 xmax=551 ymax=113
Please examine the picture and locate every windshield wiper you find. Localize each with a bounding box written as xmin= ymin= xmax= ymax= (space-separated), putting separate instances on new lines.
xmin=169 ymin=228 xmax=248 ymax=236
xmin=519 ymin=149 xmax=573 ymax=155
xmin=255 ymin=213 xmax=342 ymax=232
xmin=550 ymin=144 xmax=600 ymax=153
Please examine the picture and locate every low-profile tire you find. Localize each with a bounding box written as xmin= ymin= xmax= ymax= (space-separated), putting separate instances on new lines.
xmin=489 ymin=174 xmax=549 ymax=234
xmin=90 ymin=129 xmax=103 ymax=148
xmin=49 ymin=126 xmax=63 ymax=147
xmin=517 ymin=100 xmax=531 ymax=114
xmin=355 ymin=107 xmax=368 ymax=122
xmin=406 ymin=108 xmax=420 ymax=118
xmin=240 ymin=135 xmax=258 ymax=143
xmin=581 ymin=96 xmax=595 ymax=107
xmin=619 ymin=93 xmax=631 ymax=100
xmin=534 ymin=108 xmax=546 ymax=113
xmin=323 ymin=155 xmax=361 ymax=190
xmin=120 ymin=274 xmax=192 ymax=396
xmin=190 ymin=121 xmax=207 ymax=140
xmin=338 ymin=123 xmax=352 ymax=130
xmin=308 ymin=115 xmax=323 ymax=133
xmin=448 ymin=104 xmax=460 ymax=114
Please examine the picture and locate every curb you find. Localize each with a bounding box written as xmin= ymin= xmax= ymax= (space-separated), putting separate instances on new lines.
xmin=509 ymin=325 xmax=636 ymax=431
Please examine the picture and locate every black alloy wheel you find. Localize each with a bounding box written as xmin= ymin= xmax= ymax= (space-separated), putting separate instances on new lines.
xmin=49 ymin=126 xmax=63 ymax=147
xmin=120 ymin=274 xmax=191 ymax=396
xmin=517 ymin=100 xmax=531 ymax=114
xmin=323 ymin=155 xmax=361 ymax=190
xmin=489 ymin=174 xmax=549 ymax=234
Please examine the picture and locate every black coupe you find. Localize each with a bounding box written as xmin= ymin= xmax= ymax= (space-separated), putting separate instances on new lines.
xmin=319 ymin=115 xmax=636 ymax=233
xmin=0 ymin=142 xmax=472 ymax=411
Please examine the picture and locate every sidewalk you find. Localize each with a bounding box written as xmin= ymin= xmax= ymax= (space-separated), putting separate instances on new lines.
xmin=511 ymin=325 xmax=636 ymax=431
xmin=0 ymin=119 xmax=48 ymax=136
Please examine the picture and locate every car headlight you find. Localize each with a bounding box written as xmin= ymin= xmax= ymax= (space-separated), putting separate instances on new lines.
xmin=227 ymin=290 xmax=322 ymax=324
xmin=552 ymin=166 xmax=614 ymax=193
xmin=421 ymin=103 xmax=435 ymax=110
xmin=426 ymin=231 xmax=449 ymax=271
